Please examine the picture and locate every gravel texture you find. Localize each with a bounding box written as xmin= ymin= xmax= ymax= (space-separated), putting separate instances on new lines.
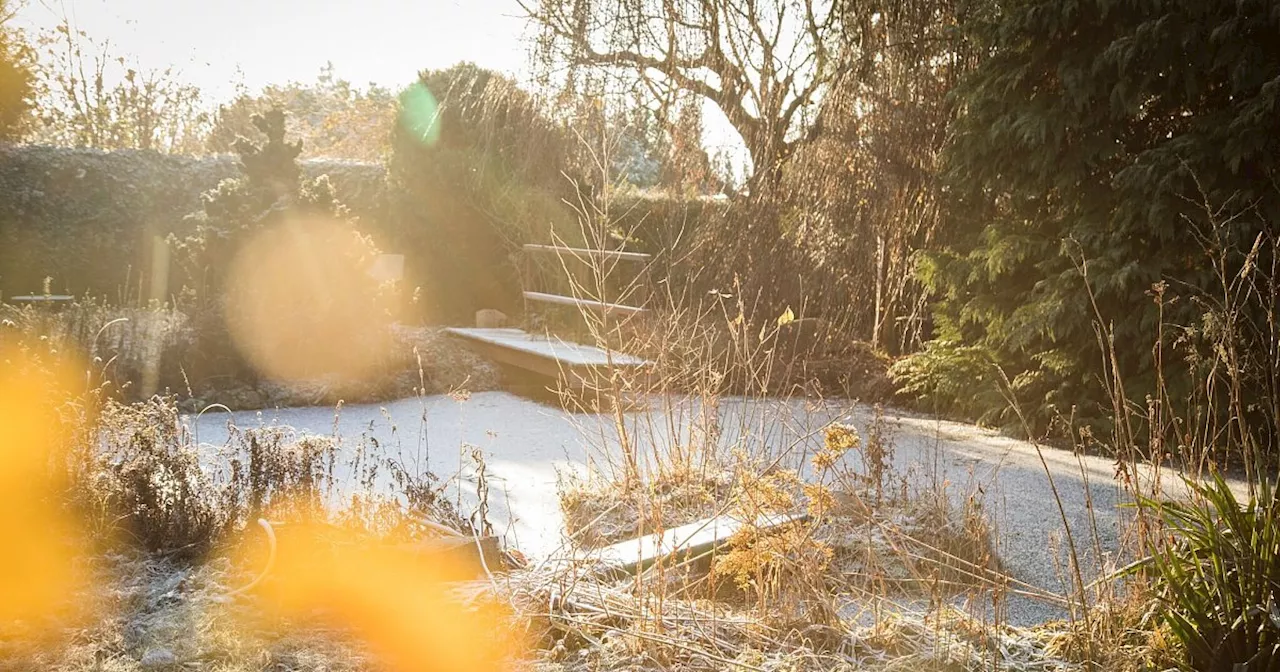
xmin=189 ymin=391 xmax=1232 ymax=627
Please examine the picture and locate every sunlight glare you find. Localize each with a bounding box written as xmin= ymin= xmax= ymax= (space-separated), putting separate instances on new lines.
xmin=0 ymin=348 xmax=88 ymax=623
xmin=235 ymin=522 xmax=519 ymax=672
xmin=223 ymin=216 xmax=397 ymax=384
xmin=398 ymin=82 xmax=442 ymax=147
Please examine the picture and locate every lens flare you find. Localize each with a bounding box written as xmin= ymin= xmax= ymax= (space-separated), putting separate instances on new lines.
xmin=223 ymin=216 xmax=397 ymax=384
xmin=235 ymin=522 xmax=519 ymax=672
xmin=398 ymin=82 xmax=442 ymax=147
xmin=0 ymin=348 xmax=88 ymax=622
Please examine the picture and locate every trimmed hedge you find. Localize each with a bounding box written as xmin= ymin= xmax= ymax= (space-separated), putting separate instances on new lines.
xmin=0 ymin=144 xmax=716 ymax=324
xmin=0 ymin=144 xmax=385 ymax=299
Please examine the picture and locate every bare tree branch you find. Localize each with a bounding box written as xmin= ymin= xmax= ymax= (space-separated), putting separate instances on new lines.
xmin=524 ymin=0 xmax=843 ymax=185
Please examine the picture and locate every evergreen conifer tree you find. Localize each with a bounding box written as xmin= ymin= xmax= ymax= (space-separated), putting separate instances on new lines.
xmin=925 ymin=0 xmax=1279 ymax=430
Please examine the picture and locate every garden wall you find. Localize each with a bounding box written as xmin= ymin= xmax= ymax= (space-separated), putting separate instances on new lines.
xmin=0 ymin=144 xmax=714 ymax=323
xmin=0 ymin=144 xmax=386 ymax=300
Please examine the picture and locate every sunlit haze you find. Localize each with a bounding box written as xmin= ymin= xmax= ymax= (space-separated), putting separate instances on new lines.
xmin=16 ymin=0 xmax=528 ymax=98
xmin=13 ymin=0 xmax=747 ymax=167
xmin=1 ymin=0 xmax=1273 ymax=669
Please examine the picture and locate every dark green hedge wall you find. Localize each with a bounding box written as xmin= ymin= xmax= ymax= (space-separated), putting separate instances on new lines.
xmin=0 ymin=144 xmax=711 ymax=324
xmin=0 ymin=145 xmax=385 ymax=300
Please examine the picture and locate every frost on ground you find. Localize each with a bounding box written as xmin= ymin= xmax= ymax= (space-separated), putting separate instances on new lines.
xmin=0 ymin=550 xmax=1096 ymax=672
xmin=0 ymin=553 xmax=372 ymax=671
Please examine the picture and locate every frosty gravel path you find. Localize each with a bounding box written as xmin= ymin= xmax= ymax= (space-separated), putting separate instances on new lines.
xmin=189 ymin=390 xmax=1211 ymax=626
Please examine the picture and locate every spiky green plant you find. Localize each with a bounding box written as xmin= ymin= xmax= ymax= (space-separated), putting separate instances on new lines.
xmin=1138 ymin=474 xmax=1280 ymax=671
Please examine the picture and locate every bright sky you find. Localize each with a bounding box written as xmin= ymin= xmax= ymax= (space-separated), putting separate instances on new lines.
xmin=15 ymin=0 xmax=531 ymax=100
xmin=13 ymin=0 xmax=749 ymax=176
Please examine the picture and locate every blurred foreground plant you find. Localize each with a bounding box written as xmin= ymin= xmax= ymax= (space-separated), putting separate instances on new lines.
xmin=0 ymin=347 xmax=90 ymax=623
xmin=234 ymin=522 xmax=521 ymax=672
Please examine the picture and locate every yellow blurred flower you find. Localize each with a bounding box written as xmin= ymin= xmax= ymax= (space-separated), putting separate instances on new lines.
xmin=235 ymin=522 xmax=521 ymax=672
xmin=0 ymin=347 xmax=88 ymax=622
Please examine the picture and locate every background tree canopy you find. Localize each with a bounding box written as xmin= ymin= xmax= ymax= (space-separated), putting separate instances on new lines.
xmin=205 ymin=63 xmax=398 ymax=161
xmin=523 ymin=0 xmax=844 ymax=187
xmin=0 ymin=0 xmax=34 ymax=140
xmin=26 ymin=18 xmax=206 ymax=152
xmin=923 ymin=0 xmax=1280 ymax=430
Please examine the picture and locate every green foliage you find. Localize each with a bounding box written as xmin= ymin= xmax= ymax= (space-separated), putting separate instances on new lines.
xmin=0 ymin=2 xmax=35 ymax=140
xmin=929 ymin=0 xmax=1280 ymax=432
xmin=889 ymin=340 xmax=1010 ymax=426
xmin=1137 ymin=474 xmax=1280 ymax=671
xmin=205 ymin=63 xmax=398 ymax=161
xmin=386 ymin=63 xmax=584 ymax=323
xmin=170 ymin=109 xmax=382 ymax=387
xmin=172 ymin=109 xmax=348 ymax=302
xmin=0 ymin=145 xmax=384 ymax=299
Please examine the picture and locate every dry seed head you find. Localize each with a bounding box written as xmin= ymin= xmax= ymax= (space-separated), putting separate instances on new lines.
xmin=823 ymin=423 xmax=860 ymax=453
xmin=803 ymin=483 xmax=835 ymax=519
xmin=815 ymin=422 xmax=860 ymax=470
xmin=735 ymin=469 xmax=800 ymax=514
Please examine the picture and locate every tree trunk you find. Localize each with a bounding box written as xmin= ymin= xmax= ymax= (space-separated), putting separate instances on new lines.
xmin=741 ymin=130 xmax=792 ymax=194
